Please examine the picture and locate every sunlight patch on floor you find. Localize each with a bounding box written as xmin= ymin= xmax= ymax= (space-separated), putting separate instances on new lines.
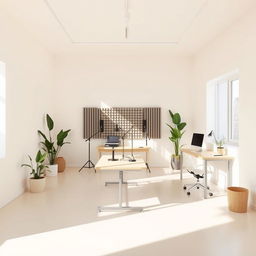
xmin=0 ymin=197 xmax=233 ymax=256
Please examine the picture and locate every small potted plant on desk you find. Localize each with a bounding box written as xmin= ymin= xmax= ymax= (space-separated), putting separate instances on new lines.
xmin=38 ymin=114 xmax=71 ymax=175
xmin=21 ymin=150 xmax=48 ymax=193
xmin=216 ymin=139 xmax=226 ymax=155
xmin=208 ymin=130 xmax=226 ymax=155
xmin=167 ymin=110 xmax=187 ymax=170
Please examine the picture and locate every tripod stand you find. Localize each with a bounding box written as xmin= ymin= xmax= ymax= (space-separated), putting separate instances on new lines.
xmin=121 ymin=126 xmax=133 ymax=160
xmin=78 ymin=130 xmax=100 ymax=173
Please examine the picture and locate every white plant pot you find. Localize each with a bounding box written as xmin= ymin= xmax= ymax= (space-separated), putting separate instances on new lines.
xmin=47 ymin=164 xmax=58 ymax=176
xmin=29 ymin=177 xmax=46 ymax=193
xmin=171 ymin=155 xmax=181 ymax=170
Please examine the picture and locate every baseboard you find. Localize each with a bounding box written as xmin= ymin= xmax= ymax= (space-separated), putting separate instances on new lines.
xmin=0 ymin=187 xmax=25 ymax=209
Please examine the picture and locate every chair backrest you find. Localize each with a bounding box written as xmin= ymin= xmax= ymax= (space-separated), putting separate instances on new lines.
xmin=186 ymin=169 xmax=204 ymax=179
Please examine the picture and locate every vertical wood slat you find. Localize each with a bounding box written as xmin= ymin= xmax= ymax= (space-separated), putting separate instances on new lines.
xmin=143 ymin=107 xmax=161 ymax=139
xmin=83 ymin=108 xmax=101 ymax=139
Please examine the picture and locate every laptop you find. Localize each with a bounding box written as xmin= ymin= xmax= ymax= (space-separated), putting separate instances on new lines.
xmin=190 ymin=133 xmax=204 ymax=151
xmin=105 ymin=136 xmax=120 ymax=147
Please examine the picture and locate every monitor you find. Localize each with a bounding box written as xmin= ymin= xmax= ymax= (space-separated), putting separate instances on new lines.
xmin=191 ymin=133 xmax=204 ymax=147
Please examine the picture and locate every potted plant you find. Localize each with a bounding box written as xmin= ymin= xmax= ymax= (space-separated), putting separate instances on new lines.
xmin=208 ymin=130 xmax=226 ymax=155
xmin=167 ymin=110 xmax=187 ymax=170
xmin=38 ymin=114 xmax=71 ymax=175
xmin=21 ymin=150 xmax=48 ymax=193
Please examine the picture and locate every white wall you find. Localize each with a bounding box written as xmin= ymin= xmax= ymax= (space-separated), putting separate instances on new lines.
xmin=0 ymin=11 xmax=53 ymax=207
xmin=53 ymin=50 xmax=194 ymax=167
xmin=193 ymin=7 xmax=256 ymax=206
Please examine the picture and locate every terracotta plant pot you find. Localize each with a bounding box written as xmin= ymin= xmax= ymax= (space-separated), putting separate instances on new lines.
xmin=29 ymin=177 xmax=46 ymax=193
xmin=55 ymin=157 xmax=66 ymax=172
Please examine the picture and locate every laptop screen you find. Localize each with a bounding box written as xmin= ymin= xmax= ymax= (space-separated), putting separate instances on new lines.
xmin=107 ymin=136 xmax=120 ymax=143
xmin=191 ymin=133 xmax=204 ymax=147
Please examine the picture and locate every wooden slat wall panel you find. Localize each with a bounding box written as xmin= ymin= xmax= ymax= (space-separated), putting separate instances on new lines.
xmin=143 ymin=107 xmax=161 ymax=139
xmin=83 ymin=108 xmax=101 ymax=139
xmin=83 ymin=107 xmax=161 ymax=139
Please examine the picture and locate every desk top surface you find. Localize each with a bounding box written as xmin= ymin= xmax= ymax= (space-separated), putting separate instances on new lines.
xmin=181 ymin=148 xmax=234 ymax=161
xmin=95 ymin=155 xmax=147 ymax=171
xmin=97 ymin=145 xmax=150 ymax=151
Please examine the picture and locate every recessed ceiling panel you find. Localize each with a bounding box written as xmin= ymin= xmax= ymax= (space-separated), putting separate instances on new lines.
xmin=47 ymin=0 xmax=125 ymax=42
xmin=128 ymin=0 xmax=206 ymax=42
xmin=47 ymin=0 xmax=206 ymax=43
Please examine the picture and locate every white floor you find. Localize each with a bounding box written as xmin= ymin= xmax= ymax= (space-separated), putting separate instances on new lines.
xmin=0 ymin=167 xmax=255 ymax=256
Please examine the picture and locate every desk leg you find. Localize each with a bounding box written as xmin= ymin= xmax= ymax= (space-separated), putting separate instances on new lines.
xmin=204 ymin=160 xmax=208 ymax=199
xmin=180 ymin=152 xmax=183 ymax=180
xmin=98 ymin=170 xmax=143 ymax=212
xmin=228 ymin=160 xmax=233 ymax=187
xmin=119 ymin=171 xmax=123 ymax=207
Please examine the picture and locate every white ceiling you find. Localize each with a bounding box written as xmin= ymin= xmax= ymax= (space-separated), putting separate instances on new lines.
xmin=1 ymin=0 xmax=255 ymax=55
xmin=45 ymin=0 xmax=206 ymax=43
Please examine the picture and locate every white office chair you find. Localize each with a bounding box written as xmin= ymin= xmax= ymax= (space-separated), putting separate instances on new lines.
xmin=183 ymin=169 xmax=213 ymax=196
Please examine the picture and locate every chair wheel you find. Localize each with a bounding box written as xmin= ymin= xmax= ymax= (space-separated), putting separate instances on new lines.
xmin=183 ymin=186 xmax=187 ymax=190
xmin=197 ymin=187 xmax=199 ymax=189
xmin=187 ymin=192 xmax=190 ymax=196
xmin=209 ymin=192 xmax=213 ymax=196
xmin=207 ymin=186 xmax=210 ymax=189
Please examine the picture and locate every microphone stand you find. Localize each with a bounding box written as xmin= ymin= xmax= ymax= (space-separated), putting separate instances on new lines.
xmin=78 ymin=130 xmax=100 ymax=173
xmin=144 ymin=132 xmax=151 ymax=173
xmin=121 ymin=126 xmax=134 ymax=160
xmin=145 ymin=132 xmax=150 ymax=146
xmin=129 ymin=127 xmax=136 ymax=162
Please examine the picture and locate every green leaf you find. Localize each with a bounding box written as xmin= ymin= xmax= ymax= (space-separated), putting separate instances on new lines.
xmin=44 ymin=139 xmax=54 ymax=152
xmin=177 ymin=122 xmax=186 ymax=131
xmin=46 ymin=114 xmax=54 ymax=131
xmin=166 ymin=124 xmax=174 ymax=130
xmin=57 ymin=129 xmax=71 ymax=146
xmin=172 ymin=113 xmax=181 ymax=125
xmin=21 ymin=164 xmax=32 ymax=169
xmin=171 ymin=128 xmax=180 ymax=139
xmin=38 ymin=130 xmax=47 ymax=140
xmin=36 ymin=151 xmax=47 ymax=163
xmin=169 ymin=110 xmax=174 ymax=119
xmin=169 ymin=137 xmax=176 ymax=143
xmin=35 ymin=150 xmax=42 ymax=162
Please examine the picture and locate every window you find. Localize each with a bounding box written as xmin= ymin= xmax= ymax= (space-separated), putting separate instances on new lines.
xmin=207 ymin=71 xmax=239 ymax=145
xmin=0 ymin=62 xmax=6 ymax=158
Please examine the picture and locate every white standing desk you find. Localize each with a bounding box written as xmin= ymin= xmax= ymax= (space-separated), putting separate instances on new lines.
xmin=180 ymin=148 xmax=234 ymax=199
xmin=95 ymin=155 xmax=147 ymax=212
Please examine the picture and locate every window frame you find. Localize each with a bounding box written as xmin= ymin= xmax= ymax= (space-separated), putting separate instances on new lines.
xmin=228 ymin=78 xmax=239 ymax=144
xmin=207 ymin=71 xmax=239 ymax=146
